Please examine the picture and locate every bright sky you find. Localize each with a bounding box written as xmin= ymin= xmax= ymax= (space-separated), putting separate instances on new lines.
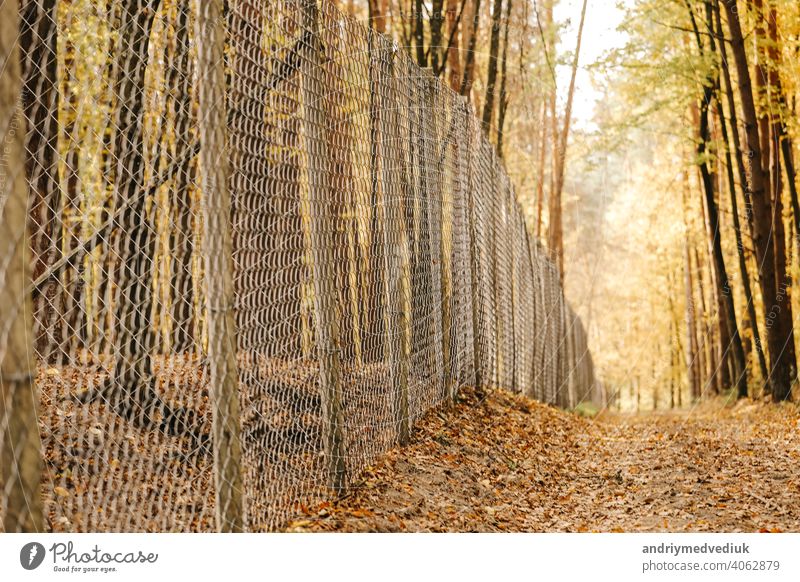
xmin=554 ymin=0 xmax=630 ymax=128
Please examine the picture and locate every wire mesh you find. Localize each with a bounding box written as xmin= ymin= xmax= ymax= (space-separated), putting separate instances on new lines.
xmin=0 ymin=0 xmax=597 ymax=532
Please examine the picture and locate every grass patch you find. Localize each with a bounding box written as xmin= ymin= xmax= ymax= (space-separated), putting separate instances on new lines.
xmin=572 ymin=401 xmax=600 ymax=418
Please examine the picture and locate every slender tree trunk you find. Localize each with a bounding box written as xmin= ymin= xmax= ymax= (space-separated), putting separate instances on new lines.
xmin=61 ymin=51 xmax=87 ymax=354
xmin=683 ymin=170 xmax=703 ymax=400
xmin=694 ymin=246 xmax=716 ymax=395
xmin=687 ymin=0 xmax=747 ymax=396
xmin=535 ymin=98 xmax=548 ymax=238
xmin=548 ymin=0 xmax=588 ymax=278
xmin=0 ymin=0 xmax=45 ymax=531
xmin=496 ymin=0 xmax=513 ymax=157
xmin=696 ymin=130 xmax=731 ymax=394
xmin=21 ymin=0 xmax=59 ymax=361
xmin=367 ymin=34 xmax=387 ymax=363
xmin=763 ymin=8 xmax=800 ymax=257
xmin=430 ymin=0 xmax=444 ymax=73
xmin=415 ymin=0 xmax=426 ymax=67
xmin=752 ymin=0 xmax=771 ymax=201
xmin=72 ymin=0 xmax=206 ymax=447
xmin=714 ymin=0 xmax=754 ymax=229
xmin=765 ymin=3 xmax=797 ymax=391
xmin=194 ymin=0 xmax=245 ymax=529
xmin=299 ymin=0 xmax=347 ymax=492
xmin=460 ymin=0 xmax=481 ymax=96
xmin=105 ymin=0 xmax=163 ymax=425
xmin=667 ymin=275 xmax=681 ymax=408
xmin=169 ymin=0 xmax=196 ymax=353
xmin=327 ymin=31 xmax=362 ymax=364
xmin=636 ymin=377 xmax=641 ymax=412
xmin=782 ymin=136 xmax=800 ymax=260
xmin=759 ymin=0 xmax=797 ymax=396
xmin=369 ymin=0 xmax=387 ymax=32
xmin=547 ymin=0 xmax=558 ymax=236
xmin=670 ymin=272 xmax=687 ymax=407
xmin=536 ymin=0 xmax=557 ymax=242
xmin=446 ymin=0 xmax=462 ymax=91
xmin=714 ymin=96 xmax=758 ymax=396
xmin=722 ymin=0 xmax=792 ymax=400
xmin=698 ymin=107 xmax=747 ymax=396
xmin=713 ymin=0 xmax=767 ymax=387
xmin=481 ymin=0 xmax=504 ymax=134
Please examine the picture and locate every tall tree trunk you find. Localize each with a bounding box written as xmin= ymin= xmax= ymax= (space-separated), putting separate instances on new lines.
xmin=496 ymin=0 xmax=513 ymax=157
xmin=0 ymin=0 xmax=45 ymax=532
xmin=667 ymin=273 xmax=683 ymax=408
xmin=367 ymin=33 xmax=387 ymax=363
xmin=481 ymin=0 xmax=503 ymax=134
xmin=752 ymin=0 xmax=772 ymax=201
xmin=168 ymin=0 xmax=196 ymax=353
xmin=21 ymin=0 xmax=60 ymax=362
xmin=763 ymin=7 xmax=800 ymax=260
xmin=369 ymin=0 xmax=387 ymax=32
xmin=722 ymin=0 xmax=792 ymax=400
xmin=104 ymin=0 xmax=162 ymax=425
xmin=694 ymin=246 xmax=716 ymax=395
xmin=546 ymin=0 xmax=558 ymax=238
xmin=687 ymin=0 xmax=747 ymax=396
xmin=446 ymin=0 xmax=462 ymax=91
xmin=714 ymin=97 xmax=759 ymax=396
xmin=534 ymin=0 xmax=554 ymax=239
xmin=759 ymin=0 xmax=796 ymax=397
xmin=61 ymin=46 xmax=87 ymax=355
xmin=80 ymin=0 xmax=205 ymax=446
xmin=782 ymin=135 xmax=800 ymax=262
xmin=765 ymin=2 xmax=797 ymax=393
xmin=327 ymin=30 xmax=363 ymax=364
xmin=698 ymin=105 xmax=747 ymax=395
xmin=684 ymin=170 xmax=703 ymax=400
xmin=535 ymin=98 xmax=548 ymax=238
xmin=414 ymin=0 xmax=426 ymax=67
xmin=548 ymin=0 xmax=588 ymax=278
xmin=692 ymin=99 xmax=730 ymax=394
xmin=712 ymin=0 xmax=767 ymax=388
xmin=430 ymin=0 xmax=444 ymax=72
xmin=683 ymin=177 xmax=701 ymax=398
xmin=460 ymin=0 xmax=481 ymax=96
xmin=670 ymin=273 xmax=686 ymax=407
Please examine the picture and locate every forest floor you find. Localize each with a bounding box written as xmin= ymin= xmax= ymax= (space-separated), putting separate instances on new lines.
xmin=287 ymin=387 xmax=800 ymax=532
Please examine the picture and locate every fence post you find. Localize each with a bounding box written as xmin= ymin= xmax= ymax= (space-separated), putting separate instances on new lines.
xmin=564 ymin=302 xmax=572 ymax=407
xmin=550 ymin=265 xmax=559 ymax=404
xmin=420 ymin=70 xmax=450 ymax=404
xmin=510 ymin=196 xmax=519 ymax=393
xmin=193 ymin=0 xmax=245 ymax=531
xmin=439 ymin=98 xmax=454 ymax=403
xmin=378 ymin=37 xmax=410 ymax=445
xmin=568 ymin=305 xmax=578 ymax=407
xmin=462 ymin=98 xmax=484 ymax=391
xmin=452 ymin=99 xmax=471 ymax=397
xmin=558 ymin=294 xmax=569 ymax=408
xmin=490 ymin=159 xmax=502 ymax=388
xmin=547 ymin=264 xmax=558 ymax=404
xmin=0 ymin=0 xmax=44 ymax=532
xmin=540 ymin=261 xmax=553 ymax=404
xmin=523 ymin=212 xmax=538 ymax=398
xmin=299 ymin=0 xmax=347 ymax=492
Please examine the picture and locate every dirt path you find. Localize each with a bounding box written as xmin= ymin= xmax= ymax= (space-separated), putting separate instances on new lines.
xmin=288 ymin=387 xmax=800 ymax=532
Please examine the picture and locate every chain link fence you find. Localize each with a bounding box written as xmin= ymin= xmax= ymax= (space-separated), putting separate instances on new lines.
xmin=0 ymin=0 xmax=596 ymax=532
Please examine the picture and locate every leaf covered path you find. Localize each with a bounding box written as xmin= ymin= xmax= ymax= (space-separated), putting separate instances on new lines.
xmin=289 ymin=388 xmax=800 ymax=532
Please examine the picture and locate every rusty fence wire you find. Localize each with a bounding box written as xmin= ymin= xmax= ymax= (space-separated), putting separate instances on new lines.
xmin=0 ymin=0 xmax=596 ymax=532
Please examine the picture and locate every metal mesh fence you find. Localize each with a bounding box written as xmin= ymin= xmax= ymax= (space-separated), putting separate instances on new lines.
xmin=0 ymin=0 xmax=596 ymax=532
